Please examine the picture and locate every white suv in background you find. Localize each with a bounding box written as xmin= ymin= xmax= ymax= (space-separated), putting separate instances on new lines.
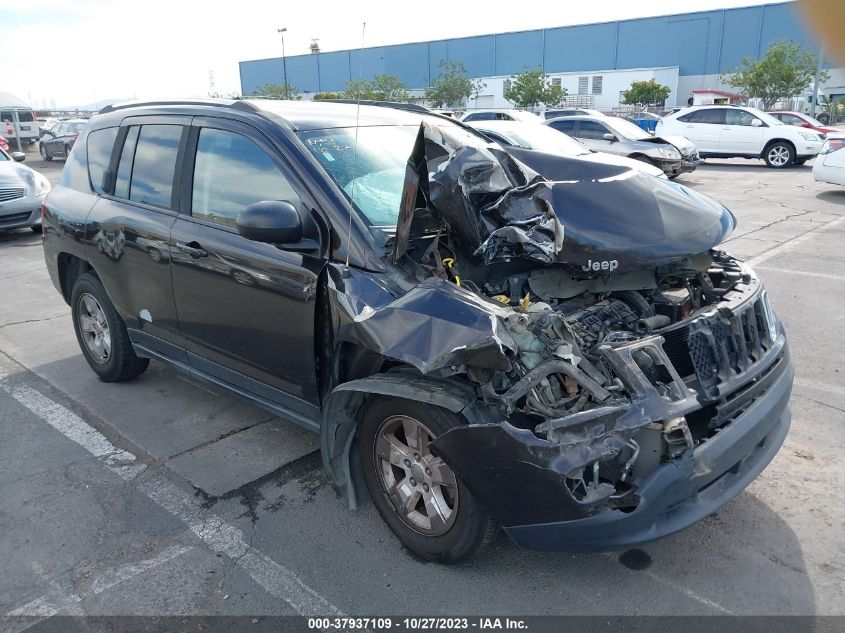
xmin=657 ymin=105 xmax=825 ymax=168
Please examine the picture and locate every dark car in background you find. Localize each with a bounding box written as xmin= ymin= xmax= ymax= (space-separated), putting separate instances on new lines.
xmin=39 ymin=119 xmax=88 ymax=161
xmin=41 ymin=99 xmax=792 ymax=562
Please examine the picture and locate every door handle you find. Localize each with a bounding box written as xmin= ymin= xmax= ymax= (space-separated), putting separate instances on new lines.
xmin=176 ymin=241 xmax=208 ymax=258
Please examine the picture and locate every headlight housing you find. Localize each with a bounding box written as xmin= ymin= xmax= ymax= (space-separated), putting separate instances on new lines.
xmin=33 ymin=171 xmax=51 ymax=197
xmin=658 ymin=146 xmax=681 ymax=160
xmin=761 ymin=290 xmax=778 ymax=343
xmin=798 ymin=131 xmax=821 ymax=142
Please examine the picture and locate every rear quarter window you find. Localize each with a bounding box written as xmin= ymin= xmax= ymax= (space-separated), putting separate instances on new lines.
xmin=86 ymin=127 xmax=118 ymax=194
xmin=59 ymin=132 xmax=91 ymax=192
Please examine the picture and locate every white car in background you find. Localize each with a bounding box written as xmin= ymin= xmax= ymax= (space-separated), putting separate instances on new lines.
xmin=657 ymin=105 xmax=825 ymax=168
xmin=460 ymin=109 xmax=542 ymax=123
xmin=813 ymin=136 xmax=845 ymax=186
xmin=466 ymin=119 xmax=668 ymax=179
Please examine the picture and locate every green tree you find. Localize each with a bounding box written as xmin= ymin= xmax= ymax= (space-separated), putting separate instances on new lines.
xmin=342 ymin=75 xmax=411 ymax=101
xmin=425 ymin=60 xmax=485 ymax=108
xmin=723 ymin=40 xmax=829 ymax=110
xmin=313 ymin=92 xmax=344 ymax=100
xmin=622 ymin=79 xmax=671 ymax=109
xmin=251 ymin=83 xmax=301 ymax=100
xmin=504 ymin=68 xmax=566 ymax=108
xmin=370 ymin=75 xmax=411 ymax=101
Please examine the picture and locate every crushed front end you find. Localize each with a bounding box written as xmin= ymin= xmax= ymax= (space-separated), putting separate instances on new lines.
xmin=326 ymin=120 xmax=793 ymax=551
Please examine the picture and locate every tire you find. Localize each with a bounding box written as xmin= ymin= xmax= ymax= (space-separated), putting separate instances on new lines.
xmin=30 ymin=225 xmax=42 ymax=233
xmin=40 ymin=143 xmax=51 ymax=162
xmin=70 ymin=272 xmax=149 ymax=382
xmin=357 ymin=396 xmax=497 ymax=563
xmin=764 ymin=141 xmax=794 ymax=168
xmin=63 ymin=144 xmax=71 ymax=159
xmin=817 ymin=113 xmax=830 ymax=125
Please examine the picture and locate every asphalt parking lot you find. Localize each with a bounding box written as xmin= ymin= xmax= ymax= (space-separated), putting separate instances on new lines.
xmin=1 ymin=151 xmax=844 ymax=618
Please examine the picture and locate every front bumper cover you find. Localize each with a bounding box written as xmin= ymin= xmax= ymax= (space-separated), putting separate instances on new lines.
xmin=431 ymin=332 xmax=793 ymax=552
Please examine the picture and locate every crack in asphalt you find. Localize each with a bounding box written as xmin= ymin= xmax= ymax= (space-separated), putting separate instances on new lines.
xmin=0 ymin=312 xmax=70 ymax=330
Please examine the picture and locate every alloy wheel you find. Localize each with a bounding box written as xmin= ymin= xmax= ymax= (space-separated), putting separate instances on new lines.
xmin=78 ymin=293 xmax=111 ymax=364
xmin=768 ymin=145 xmax=791 ymax=167
xmin=373 ymin=414 xmax=459 ymax=536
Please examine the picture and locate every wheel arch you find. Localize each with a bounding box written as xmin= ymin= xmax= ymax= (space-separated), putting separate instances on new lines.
xmin=320 ymin=372 xmax=486 ymax=510
xmin=56 ymin=252 xmax=95 ymax=304
xmin=761 ymin=138 xmax=796 ymax=158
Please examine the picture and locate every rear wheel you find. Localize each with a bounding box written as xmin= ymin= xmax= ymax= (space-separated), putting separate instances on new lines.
xmin=71 ymin=272 xmax=149 ymax=382
xmin=358 ymin=396 xmax=497 ymax=563
xmin=764 ymin=142 xmax=793 ymax=168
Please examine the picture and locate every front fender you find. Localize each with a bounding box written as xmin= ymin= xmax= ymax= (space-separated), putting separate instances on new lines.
xmin=320 ymin=373 xmax=484 ymax=509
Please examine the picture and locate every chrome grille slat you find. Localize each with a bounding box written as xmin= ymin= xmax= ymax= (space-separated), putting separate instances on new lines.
xmin=0 ymin=187 xmax=25 ymax=202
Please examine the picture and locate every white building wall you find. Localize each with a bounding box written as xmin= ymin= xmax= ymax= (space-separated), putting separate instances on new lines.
xmin=464 ymin=67 xmax=679 ymax=112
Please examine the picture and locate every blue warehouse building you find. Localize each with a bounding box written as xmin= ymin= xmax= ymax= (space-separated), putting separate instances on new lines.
xmin=239 ymin=2 xmax=843 ymax=109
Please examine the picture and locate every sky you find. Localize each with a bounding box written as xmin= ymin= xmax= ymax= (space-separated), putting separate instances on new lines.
xmin=0 ymin=0 xmax=794 ymax=108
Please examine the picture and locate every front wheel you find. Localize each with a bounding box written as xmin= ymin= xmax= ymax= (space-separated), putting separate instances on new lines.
xmin=71 ymin=272 xmax=149 ymax=382
xmin=358 ymin=396 xmax=497 ymax=563
xmin=764 ymin=142 xmax=793 ymax=168
xmin=40 ymin=143 xmax=51 ymax=162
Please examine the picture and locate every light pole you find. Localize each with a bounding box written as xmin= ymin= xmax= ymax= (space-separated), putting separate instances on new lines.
xmin=277 ymin=27 xmax=289 ymax=99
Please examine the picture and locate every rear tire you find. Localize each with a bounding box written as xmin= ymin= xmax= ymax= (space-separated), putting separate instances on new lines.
xmin=71 ymin=272 xmax=149 ymax=382
xmin=357 ymin=396 xmax=497 ymax=563
xmin=764 ymin=142 xmax=794 ymax=168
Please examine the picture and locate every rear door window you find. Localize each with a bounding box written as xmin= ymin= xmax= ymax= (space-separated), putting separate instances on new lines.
xmin=682 ymin=109 xmax=726 ymax=124
xmin=86 ymin=127 xmax=118 ymax=194
xmin=548 ymin=119 xmax=577 ymax=134
xmin=576 ymin=121 xmax=610 ymax=140
xmin=114 ymin=126 xmax=140 ymax=199
xmin=127 ymin=125 xmax=183 ymax=209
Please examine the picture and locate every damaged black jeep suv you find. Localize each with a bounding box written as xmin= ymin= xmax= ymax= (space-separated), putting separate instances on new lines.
xmin=43 ymin=99 xmax=793 ymax=562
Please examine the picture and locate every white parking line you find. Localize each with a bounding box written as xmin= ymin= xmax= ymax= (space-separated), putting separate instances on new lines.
xmin=0 ymin=363 xmax=344 ymax=617
xmin=7 ymin=544 xmax=193 ymax=618
xmin=756 ymin=266 xmax=845 ymax=283
xmin=746 ymin=215 xmax=845 ymax=267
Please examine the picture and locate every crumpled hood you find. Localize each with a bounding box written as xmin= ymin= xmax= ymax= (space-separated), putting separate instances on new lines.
xmin=393 ymin=123 xmax=733 ymax=274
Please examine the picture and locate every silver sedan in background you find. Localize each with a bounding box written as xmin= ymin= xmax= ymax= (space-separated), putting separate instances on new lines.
xmin=545 ymin=115 xmax=700 ymax=178
xmin=466 ymin=119 xmax=668 ymax=178
xmin=0 ymin=149 xmax=51 ymax=232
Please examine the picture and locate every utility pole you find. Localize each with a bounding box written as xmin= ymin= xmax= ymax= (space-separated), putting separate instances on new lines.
xmin=810 ymin=42 xmax=824 ymax=119
xmin=277 ymin=27 xmax=289 ymax=99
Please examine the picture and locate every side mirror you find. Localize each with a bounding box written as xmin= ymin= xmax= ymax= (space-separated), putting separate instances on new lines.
xmin=236 ymin=200 xmax=319 ymax=252
xmin=11 ymin=152 xmax=25 ymax=162
xmin=800 ymin=122 xmax=812 ymax=128
xmin=751 ymin=119 xmax=763 ymax=127
xmin=602 ymin=133 xmax=617 ymax=142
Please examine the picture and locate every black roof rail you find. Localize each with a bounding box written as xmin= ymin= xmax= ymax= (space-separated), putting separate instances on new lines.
xmin=98 ymin=98 xmax=261 ymax=115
